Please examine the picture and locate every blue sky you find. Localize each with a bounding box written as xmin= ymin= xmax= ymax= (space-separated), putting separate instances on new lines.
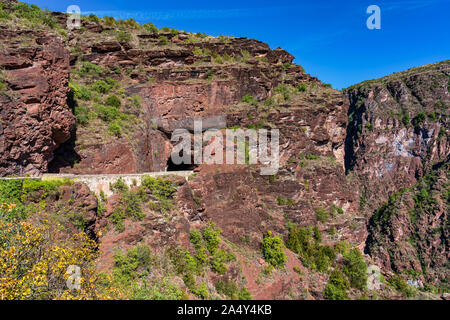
xmin=28 ymin=0 xmax=450 ymax=89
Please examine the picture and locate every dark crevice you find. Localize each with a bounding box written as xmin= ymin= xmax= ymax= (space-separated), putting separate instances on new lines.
xmin=48 ymin=88 xmax=81 ymax=173
xmin=48 ymin=129 xmax=81 ymax=173
xmin=344 ymin=90 xmax=366 ymax=174
xmin=166 ymin=157 xmax=197 ymax=171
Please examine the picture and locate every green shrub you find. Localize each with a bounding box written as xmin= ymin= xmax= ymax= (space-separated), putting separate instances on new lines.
xmin=86 ymin=14 xmax=100 ymax=23
xmin=120 ymin=18 xmax=139 ymax=29
xmin=192 ymin=283 xmax=208 ymax=299
xmin=195 ymin=32 xmax=207 ymax=39
xmin=143 ymin=22 xmax=158 ymax=33
xmin=122 ymin=190 xmax=144 ymax=219
xmin=427 ymin=112 xmax=437 ymax=121
xmin=401 ymin=113 xmax=410 ymax=126
xmin=316 ymin=246 xmax=335 ymax=272
xmin=389 ymin=275 xmax=416 ymax=298
xmin=90 ymin=80 xmax=112 ymax=94
xmin=261 ymin=230 xmax=287 ymax=268
xmin=215 ymin=280 xmax=238 ymax=298
xmin=342 ymin=248 xmax=367 ymax=290
xmin=13 ymin=2 xmax=57 ymax=28
xmin=102 ymin=16 xmax=116 ymax=26
xmin=96 ymin=104 xmax=120 ymax=122
xmin=111 ymin=210 xmax=125 ymax=231
xmin=159 ymin=36 xmax=168 ymax=45
xmin=189 ymin=229 xmax=203 ymax=250
xmin=183 ymin=273 xmax=196 ymax=289
xmin=131 ymin=280 xmax=187 ymax=300
xmin=169 ymin=28 xmax=179 ymax=36
xmin=297 ymin=83 xmax=308 ymax=92
xmin=179 ymin=251 xmax=199 ymax=289
xmin=0 ymin=80 xmax=7 ymax=93
xmin=192 ymin=47 xmax=200 ymax=56
xmin=277 ymin=197 xmax=294 ymax=206
xmin=140 ymin=176 xmax=177 ymax=200
xmin=215 ymin=280 xmax=252 ymax=300
xmin=202 ymin=223 xmax=221 ymax=255
xmin=323 ymin=269 xmax=349 ymax=300
xmin=240 ymin=50 xmax=251 ymax=62
xmin=69 ymin=82 xmax=92 ymax=101
xmin=77 ymin=61 xmax=104 ymax=77
xmin=110 ymin=189 xmax=145 ymax=231
xmin=286 ymin=225 xmax=335 ymax=272
xmin=117 ymin=31 xmax=132 ymax=42
xmin=105 ymin=94 xmax=121 ymax=108
xmin=22 ymin=178 xmax=71 ymax=199
xmin=305 ymin=153 xmax=319 ymax=160
xmin=110 ymin=177 xmax=128 ymax=193
xmin=211 ymin=249 xmax=235 ymax=275
xmin=0 ymin=3 xmax=10 ymax=20
xmin=195 ymin=247 xmax=209 ymax=266
xmin=113 ymin=67 xmax=122 ymax=74
xmin=0 ymin=179 xmax=23 ymax=202
xmin=74 ymin=105 xmax=90 ymax=126
xmin=238 ymin=287 xmax=253 ymax=300
xmin=130 ymin=94 xmax=142 ymax=109
xmin=222 ymin=53 xmax=233 ymax=62
xmin=412 ymin=112 xmax=426 ymax=127
xmin=205 ymin=69 xmax=214 ymax=80
xmin=211 ymin=254 xmax=227 ymax=274
xmin=193 ymin=47 xmax=206 ymax=56
xmin=241 ymin=94 xmax=256 ymax=105
xmin=274 ymin=84 xmax=290 ymax=101
xmin=334 ymin=241 xmax=351 ymax=255
xmin=113 ymin=245 xmax=151 ymax=282
xmin=170 ymin=247 xmax=213 ymax=294
xmin=331 ymin=204 xmax=344 ymax=215
xmin=316 ymin=207 xmax=330 ymax=223
xmin=184 ymin=251 xmax=199 ymax=275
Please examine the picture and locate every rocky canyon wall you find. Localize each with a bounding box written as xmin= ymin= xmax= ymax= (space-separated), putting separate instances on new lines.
xmin=0 ymin=27 xmax=75 ymax=176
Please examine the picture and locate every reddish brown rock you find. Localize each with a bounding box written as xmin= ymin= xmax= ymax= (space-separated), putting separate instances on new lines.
xmin=344 ymin=61 xmax=449 ymax=211
xmin=345 ymin=61 xmax=449 ymax=288
xmin=0 ymin=28 xmax=75 ymax=176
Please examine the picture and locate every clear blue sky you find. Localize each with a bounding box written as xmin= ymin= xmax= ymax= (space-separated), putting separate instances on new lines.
xmin=28 ymin=0 xmax=450 ymax=89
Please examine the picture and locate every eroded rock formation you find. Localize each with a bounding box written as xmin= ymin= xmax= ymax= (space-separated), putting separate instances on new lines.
xmin=0 ymin=27 xmax=75 ymax=176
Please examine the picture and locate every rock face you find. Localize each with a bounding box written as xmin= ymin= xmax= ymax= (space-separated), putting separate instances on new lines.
xmin=344 ymin=61 xmax=449 ymax=211
xmin=175 ymin=88 xmax=367 ymax=250
xmin=365 ymin=163 xmax=449 ymax=288
xmin=46 ymin=16 xmax=318 ymax=174
xmin=344 ymin=61 xmax=449 ymax=291
xmin=0 ymin=27 xmax=75 ymax=176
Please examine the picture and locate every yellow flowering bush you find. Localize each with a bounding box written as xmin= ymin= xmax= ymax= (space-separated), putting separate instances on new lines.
xmin=0 ymin=220 xmax=115 ymax=300
xmin=0 ymin=202 xmax=17 ymax=211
